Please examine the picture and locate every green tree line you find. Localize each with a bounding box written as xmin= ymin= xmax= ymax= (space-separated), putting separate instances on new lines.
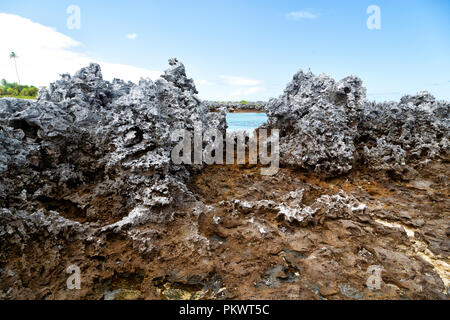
xmin=0 ymin=79 xmax=38 ymax=98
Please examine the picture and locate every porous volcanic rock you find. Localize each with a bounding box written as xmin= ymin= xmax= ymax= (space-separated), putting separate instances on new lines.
xmin=0 ymin=59 xmax=225 ymax=227
xmin=265 ymin=70 xmax=449 ymax=178
xmin=1 ymin=61 xmax=449 ymax=301
xmin=358 ymin=92 xmax=449 ymax=179
xmin=265 ymin=70 xmax=366 ymax=176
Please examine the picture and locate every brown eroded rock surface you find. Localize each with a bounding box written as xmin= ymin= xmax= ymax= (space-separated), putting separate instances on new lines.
xmin=1 ymin=158 xmax=448 ymax=300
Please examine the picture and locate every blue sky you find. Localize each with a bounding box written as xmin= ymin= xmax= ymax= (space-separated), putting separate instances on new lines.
xmin=1 ymin=0 xmax=449 ymax=101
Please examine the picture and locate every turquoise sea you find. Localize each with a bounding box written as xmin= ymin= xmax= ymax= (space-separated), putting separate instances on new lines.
xmin=226 ymin=113 xmax=268 ymax=132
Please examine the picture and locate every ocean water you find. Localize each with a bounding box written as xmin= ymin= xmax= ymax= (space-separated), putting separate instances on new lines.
xmin=226 ymin=112 xmax=268 ymax=132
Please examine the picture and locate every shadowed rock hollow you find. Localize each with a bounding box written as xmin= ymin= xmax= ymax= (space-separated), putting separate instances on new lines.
xmin=0 ymin=60 xmax=448 ymax=300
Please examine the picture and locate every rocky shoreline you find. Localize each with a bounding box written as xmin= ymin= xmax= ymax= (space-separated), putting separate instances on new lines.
xmin=205 ymin=101 xmax=266 ymax=113
xmin=0 ymin=59 xmax=448 ymax=300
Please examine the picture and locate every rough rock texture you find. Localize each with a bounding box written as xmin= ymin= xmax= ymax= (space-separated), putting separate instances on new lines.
xmin=190 ymin=162 xmax=449 ymax=299
xmin=0 ymin=58 xmax=225 ymax=225
xmin=0 ymin=62 xmax=449 ymax=300
xmin=265 ymin=70 xmax=449 ymax=178
xmin=205 ymin=101 xmax=266 ymax=113
xmin=358 ymin=92 xmax=449 ymax=179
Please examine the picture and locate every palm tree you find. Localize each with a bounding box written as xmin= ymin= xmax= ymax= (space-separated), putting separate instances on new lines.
xmin=9 ymin=52 xmax=20 ymax=84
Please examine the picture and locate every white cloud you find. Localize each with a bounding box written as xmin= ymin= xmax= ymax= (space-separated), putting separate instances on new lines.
xmin=231 ymin=86 xmax=266 ymax=96
xmin=286 ymin=11 xmax=318 ymax=20
xmin=125 ymin=33 xmax=137 ymax=40
xmin=100 ymin=61 xmax=161 ymax=83
xmin=196 ymin=79 xmax=215 ymax=86
xmin=219 ymin=75 xmax=263 ymax=87
xmin=194 ymin=75 xmax=267 ymax=100
xmin=0 ymin=13 xmax=160 ymax=87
